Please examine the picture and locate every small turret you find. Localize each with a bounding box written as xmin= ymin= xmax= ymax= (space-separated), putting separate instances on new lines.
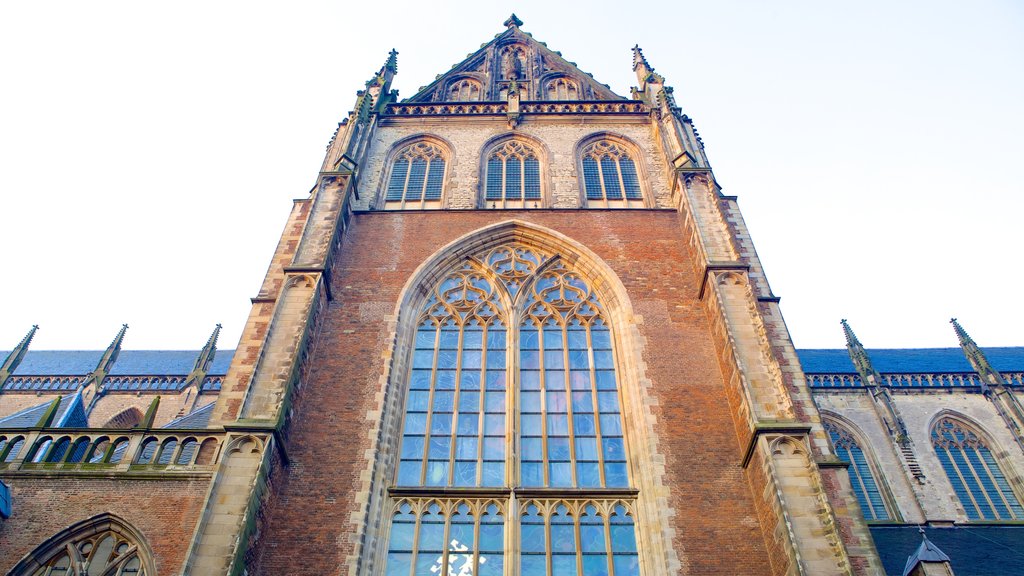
xmin=0 ymin=325 xmax=38 ymax=388
xmin=902 ymin=528 xmax=954 ymax=576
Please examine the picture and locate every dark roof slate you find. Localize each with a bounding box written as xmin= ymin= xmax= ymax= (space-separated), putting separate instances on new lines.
xmin=162 ymin=402 xmax=214 ymax=429
xmin=0 ymin=350 xmax=235 ymax=376
xmin=0 ymin=394 xmax=82 ymax=428
xmin=871 ymin=525 xmax=1024 ymax=576
xmin=797 ymin=347 xmax=1024 ymax=374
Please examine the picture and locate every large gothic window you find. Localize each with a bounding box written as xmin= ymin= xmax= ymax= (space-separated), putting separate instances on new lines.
xmin=9 ymin=514 xmax=154 ymax=576
xmin=580 ymin=141 xmax=644 ymax=208
xmin=484 ymin=141 xmax=542 ymax=209
xmin=823 ymin=420 xmax=891 ymax=521
xmin=386 ymin=243 xmax=641 ymax=576
xmin=931 ymin=416 xmax=1024 ymax=521
xmin=383 ymin=141 xmax=448 ymax=210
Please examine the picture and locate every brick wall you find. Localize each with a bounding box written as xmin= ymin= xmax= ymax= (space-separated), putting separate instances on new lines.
xmin=0 ymin=477 xmax=210 ymax=574
xmin=253 ymin=210 xmax=773 ymax=575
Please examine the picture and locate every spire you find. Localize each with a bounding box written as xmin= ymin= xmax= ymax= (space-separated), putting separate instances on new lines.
xmin=951 ymin=318 xmax=1006 ymax=388
xmin=504 ymin=13 xmax=523 ymax=29
xmin=632 ymin=44 xmax=652 ymax=73
xmin=383 ymin=48 xmax=398 ymax=74
xmin=841 ymin=319 xmax=883 ymax=386
xmin=0 ymin=325 xmax=39 ymax=385
xmin=179 ymin=324 xmax=221 ymax=416
xmin=902 ymin=528 xmax=954 ymax=576
xmin=81 ymin=324 xmax=128 ymax=414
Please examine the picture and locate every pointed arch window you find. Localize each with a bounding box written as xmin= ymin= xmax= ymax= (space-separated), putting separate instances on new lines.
xmin=484 ymin=141 xmax=542 ymax=209
xmin=383 ymin=141 xmax=448 ymax=210
xmin=932 ymin=417 xmax=1024 ymax=521
xmin=9 ymin=515 xmax=154 ymax=576
xmin=385 ymin=243 xmax=641 ymax=576
xmin=823 ymin=420 xmax=891 ymax=521
xmin=580 ymin=141 xmax=644 ymax=208
xmin=448 ymin=79 xmax=482 ymax=102
xmin=545 ymin=78 xmax=580 ymax=101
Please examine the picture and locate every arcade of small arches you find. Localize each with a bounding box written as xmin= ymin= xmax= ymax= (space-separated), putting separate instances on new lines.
xmin=377 ymin=134 xmax=649 ymax=210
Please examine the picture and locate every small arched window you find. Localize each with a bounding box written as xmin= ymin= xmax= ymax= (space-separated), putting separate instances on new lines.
xmin=484 ymin=140 xmax=542 ymax=208
xmin=546 ymin=77 xmax=580 ymax=101
xmin=383 ymin=141 xmax=448 ymax=210
xmin=580 ymin=140 xmax=644 ymax=208
xmin=932 ymin=416 xmax=1024 ymax=521
xmin=448 ymin=79 xmax=482 ymax=102
xmin=824 ymin=420 xmax=891 ymax=521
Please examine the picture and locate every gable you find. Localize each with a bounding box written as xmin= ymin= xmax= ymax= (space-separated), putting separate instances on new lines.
xmin=406 ymin=16 xmax=625 ymax=103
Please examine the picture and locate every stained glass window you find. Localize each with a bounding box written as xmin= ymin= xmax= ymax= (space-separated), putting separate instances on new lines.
xmin=932 ymin=417 xmax=1024 ymax=521
xmin=580 ymin=141 xmax=644 ymax=208
xmin=20 ymin=528 xmax=150 ymax=576
xmin=386 ymin=242 xmax=640 ymax=575
xmin=484 ymin=141 xmax=542 ymax=208
xmin=383 ymin=142 xmax=447 ymax=209
xmin=824 ymin=420 xmax=890 ymax=521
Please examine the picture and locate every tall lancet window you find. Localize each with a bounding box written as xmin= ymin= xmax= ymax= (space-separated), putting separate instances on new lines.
xmin=383 ymin=141 xmax=448 ymax=210
xmin=484 ymin=141 xmax=542 ymax=209
xmin=932 ymin=417 xmax=1024 ymax=521
xmin=823 ymin=420 xmax=891 ymax=521
xmin=580 ymin=140 xmax=644 ymax=208
xmin=385 ymin=243 xmax=640 ymax=576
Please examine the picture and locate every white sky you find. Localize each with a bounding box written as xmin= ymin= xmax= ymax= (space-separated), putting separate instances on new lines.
xmin=1 ymin=1 xmax=1021 ymax=352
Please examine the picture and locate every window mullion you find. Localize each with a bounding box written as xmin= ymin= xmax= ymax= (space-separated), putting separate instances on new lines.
xmin=588 ymin=324 xmax=607 ymax=487
xmin=421 ymin=326 xmax=442 ymax=486
xmin=538 ymin=327 xmax=550 ymax=487
xmin=450 ymin=325 xmax=464 ymax=487
xmin=440 ymin=508 xmax=453 ymax=575
xmin=946 ymin=445 xmax=982 ymax=518
xmin=409 ymin=511 xmax=423 ymax=576
xmin=970 ymin=446 xmax=1006 ymax=519
xmin=563 ymin=324 xmax=578 ymax=488
xmin=604 ymin=512 xmax=615 ymax=576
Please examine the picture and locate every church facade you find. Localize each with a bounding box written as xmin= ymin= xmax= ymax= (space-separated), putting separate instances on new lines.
xmin=1 ymin=17 xmax=1021 ymax=576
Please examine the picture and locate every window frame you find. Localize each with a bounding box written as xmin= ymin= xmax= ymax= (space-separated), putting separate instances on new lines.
xmin=480 ymin=137 xmax=548 ymax=209
xmin=383 ymin=245 xmax=644 ymax=576
xmin=379 ymin=138 xmax=452 ymax=211
xmin=576 ymin=136 xmax=649 ymax=209
xmin=822 ymin=417 xmax=900 ymax=522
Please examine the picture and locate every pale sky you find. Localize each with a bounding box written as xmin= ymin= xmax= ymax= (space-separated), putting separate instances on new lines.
xmin=1 ymin=1 xmax=1022 ymax=352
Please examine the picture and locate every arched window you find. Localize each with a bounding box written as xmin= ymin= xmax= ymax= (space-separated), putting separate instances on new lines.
xmin=823 ymin=420 xmax=891 ymax=521
xmin=384 ymin=242 xmax=640 ymax=576
xmin=483 ymin=140 xmax=542 ymax=208
xmin=8 ymin=514 xmax=155 ymax=576
xmin=383 ymin=141 xmax=448 ymax=210
xmin=579 ymin=140 xmax=644 ymax=208
xmin=448 ymin=79 xmax=482 ymax=102
xmin=932 ymin=416 xmax=1024 ymax=521
xmin=545 ymin=77 xmax=580 ymax=101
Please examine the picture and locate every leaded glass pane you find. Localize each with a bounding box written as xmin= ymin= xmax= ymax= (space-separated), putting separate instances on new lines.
xmin=582 ymin=157 xmax=603 ymax=200
xmin=620 ymin=157 xmax=642 ymax=199
xmin=386 ymin=159 xmax=409 ymax=201
xmin=424 ymin=159 xmax=445 ymax=200
xmin=406 ymin=159 xmax=427 ymax=201
xmin=600 ymin=157 xmax=622 ymax=199
xmin=384 ymin=142 xmax=447 ymax=206
xmin=525 ymin=157 xmax=541 ymax=199
xmin=505 ymin=158 xmax=522 ymax=199
xmin=486 ymin=158 xmax=503 ymax=200
xmin=932 ymin=417 xmax=1023 ymax=520
xmin=825 ymin=421 xmax=889 ymax=521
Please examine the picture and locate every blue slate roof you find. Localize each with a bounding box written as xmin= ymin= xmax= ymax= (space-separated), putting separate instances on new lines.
xmin=871 ymin=525 xmax=1024 ymax=576
xmin=0 ymin=350 xmax=235 ymax=376
xmin=162 ymin=402 xmax=214 ymax=429
xmin=797 ymin=347 xmax=1024 ymax=373
xmin=0 ymin=394 xmax=84 ymax=428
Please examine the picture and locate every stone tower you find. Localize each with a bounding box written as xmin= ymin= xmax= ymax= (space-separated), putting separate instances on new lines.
xmin=0 ymin=16 xmax=890 ymax=576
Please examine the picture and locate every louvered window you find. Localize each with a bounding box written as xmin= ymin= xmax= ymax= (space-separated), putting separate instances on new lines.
xmin=484 ymin=141 xmax=542 ymax=208
xmin=824 ymin=421 xmax=890 ymax=521
xmin=383 ymin=142 xmax=447 ymax=209
xmin=580 ymin=141 xmax=644 ymax=208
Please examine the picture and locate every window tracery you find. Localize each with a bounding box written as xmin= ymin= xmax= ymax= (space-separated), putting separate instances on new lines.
xmin=580 ymin=141 xmax=644 ymax=208
xmin=448 ymin=79 xmax=483 ymax=102
xmin=545 ymin=78 xmax=580 ymax=101
xmin=385 ymin=242 xmax=640 ymax=575
xmin=484 ymin=141 xmax=542 ymax=208
xmin=931 ymin=416 xmax=1024 ymax=520
xmin=823 ymin=420 xmax=891 ymax=521
xmin=384 ymin=141 xmax=448 ymax=210
xmin=10 ymin=516 xmax=154 ymax=576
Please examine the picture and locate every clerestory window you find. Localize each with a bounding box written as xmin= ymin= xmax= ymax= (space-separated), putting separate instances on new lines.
xmin=484 ymin=141 xmax=542 ymax=209
xmin=385 ymin=243 xmax=641 ymax=576
xmin=580 ymin=141 xmax=644 ymax=208
xmin=383 ymin=141 xmax=448 ymax=210
xmin=932 ymin=416 xmax=1024 ymax=521
xmin=823 ymin=420 xmax=891 ymax=521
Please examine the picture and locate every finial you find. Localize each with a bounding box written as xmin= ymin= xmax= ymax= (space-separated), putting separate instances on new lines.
xmin=840 ymin=318 xmax=862 ymax=348
xmin=1 ymin=325 xmax=40 ymax=384
xmin=384 ymin=49 xmax=398 ymax=74
xmin=632 ymin=44 xmax=652 ymax=72
xmin=504 ymin=13 xmax=523 ymax=28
